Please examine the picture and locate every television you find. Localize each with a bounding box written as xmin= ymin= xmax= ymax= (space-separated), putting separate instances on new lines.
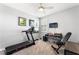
xmin=49 ymin=22 xmax=58 ymax=28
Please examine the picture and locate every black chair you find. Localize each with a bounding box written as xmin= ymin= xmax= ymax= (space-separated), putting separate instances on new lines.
xmin=51 ymin=32 xmax=72 ymax=54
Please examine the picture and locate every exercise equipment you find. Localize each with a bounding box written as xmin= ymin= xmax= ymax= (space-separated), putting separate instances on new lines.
xmin=5 ymin=27 xmax=35 ymax=55
xmin=51 ymin=32 xmax=72 ymax=54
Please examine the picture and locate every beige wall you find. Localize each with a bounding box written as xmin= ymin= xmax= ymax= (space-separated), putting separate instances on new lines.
xmin=0 ymin=4 xmax=39 ymax=50
xmin=40 ymin=6 xmax=79 ymax=43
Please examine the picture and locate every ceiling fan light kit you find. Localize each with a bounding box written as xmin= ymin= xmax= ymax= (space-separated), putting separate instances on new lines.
xmin=39 ymin=6 xmax=44 ymax=12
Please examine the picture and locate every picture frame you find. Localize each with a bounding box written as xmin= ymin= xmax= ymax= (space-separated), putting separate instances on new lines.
xmin=29 ymin=19 xmax=34 ymax=26
xmin=18 ymin=17 xmax=26 ymax=26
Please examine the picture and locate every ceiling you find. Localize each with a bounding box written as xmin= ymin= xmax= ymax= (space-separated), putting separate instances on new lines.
xmin=4 ymin=3 xmax=79 ymax=18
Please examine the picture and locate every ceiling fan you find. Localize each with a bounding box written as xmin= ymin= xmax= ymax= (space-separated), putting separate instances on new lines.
xmin=38 ymin=3 xmax=54 ymax=12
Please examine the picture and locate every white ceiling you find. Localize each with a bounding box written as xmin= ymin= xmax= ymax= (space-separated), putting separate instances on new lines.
xmin=4 ymin=3 xmax=79 ymax=18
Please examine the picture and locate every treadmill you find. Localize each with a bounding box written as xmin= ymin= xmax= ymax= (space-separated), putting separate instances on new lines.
xmin=22 ymin=26 xmax=35 ymax=45
xmin=5 ymin=27 xmax=35 ymax=55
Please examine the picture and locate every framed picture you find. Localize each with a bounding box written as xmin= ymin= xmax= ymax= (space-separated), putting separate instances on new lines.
xmin=29 ymin=19 xmax=34 ymax=26
xmin=18 ymin=17 xmax=26 ymax=26
xmin=49 ymin=22 xmax=58 ymax=28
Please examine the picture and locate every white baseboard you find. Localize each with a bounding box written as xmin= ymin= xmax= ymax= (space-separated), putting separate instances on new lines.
xmin=0 ymin=48 xmax=5 ymax=51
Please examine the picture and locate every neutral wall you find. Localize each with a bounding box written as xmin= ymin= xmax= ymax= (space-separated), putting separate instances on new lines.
xmin=0 ymin=4 xmax=39 ymax=50
xmin=40 ymin=6 xmax=79 ymax=43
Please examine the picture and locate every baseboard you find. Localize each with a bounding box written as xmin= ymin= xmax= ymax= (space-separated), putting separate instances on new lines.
xmin=0 ymin=48 xmax=5 ymax=51
xmin=34 ymin=39 xmax=39 ymax=41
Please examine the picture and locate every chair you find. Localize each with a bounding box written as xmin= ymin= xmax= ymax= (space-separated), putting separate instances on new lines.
xmin=51 ymin=32 xmax=72 ymax=54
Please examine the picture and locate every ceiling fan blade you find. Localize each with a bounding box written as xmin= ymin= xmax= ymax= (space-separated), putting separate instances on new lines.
xmin=38 ymin=3 xmax=54 ymax=10
xmin=39 ymin=3 xmax=43 ymax=7
xmin=44 ymin=6 xmax=54 ymax=9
